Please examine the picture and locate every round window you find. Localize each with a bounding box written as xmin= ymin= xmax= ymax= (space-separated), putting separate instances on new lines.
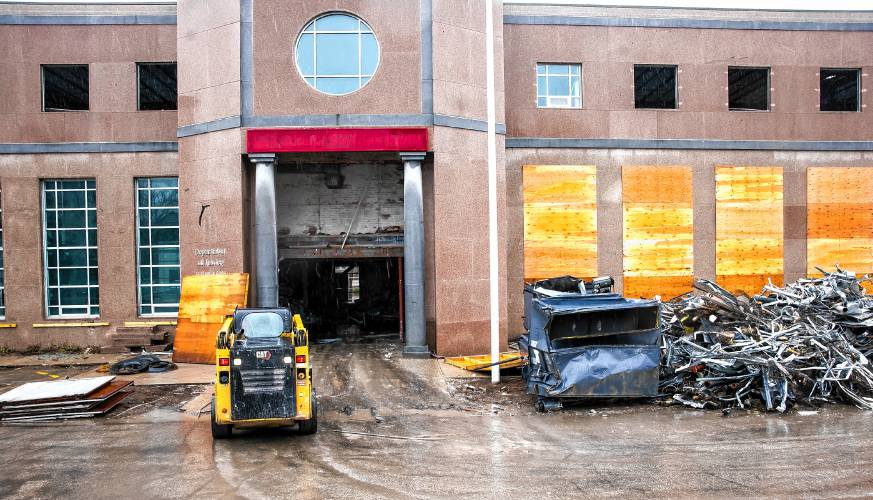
xmin=295 ymin=12 xmax=380 ymax=96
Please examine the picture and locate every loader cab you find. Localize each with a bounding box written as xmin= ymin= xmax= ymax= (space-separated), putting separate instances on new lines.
xmin=212 ymin=307 xmax=317 ymax=438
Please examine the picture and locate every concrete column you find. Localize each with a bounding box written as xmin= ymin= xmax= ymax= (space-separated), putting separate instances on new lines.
xmin=401 ymin=152 xmax=429 ymax=357
xmin=249 ymin=153 xmax=279 ymax=308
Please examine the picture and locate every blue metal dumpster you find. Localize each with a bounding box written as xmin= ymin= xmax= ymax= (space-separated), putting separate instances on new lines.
xmin=519 ymin=276 xmax=661 ymax=410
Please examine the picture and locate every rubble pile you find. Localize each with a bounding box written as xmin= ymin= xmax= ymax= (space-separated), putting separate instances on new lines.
xmin=660 ymin=269 xmax=873 ymax=412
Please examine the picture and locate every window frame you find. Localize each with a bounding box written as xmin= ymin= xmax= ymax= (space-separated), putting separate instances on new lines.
xmin=294 ymin=11 xmax=381 ymax=96
xmin=727 ymin=66 xmax=771 ymax=112
xmin=819 ymin=67 xmax=862 ymax=113
xmin=136 ymin=62 xmax=178 ymax=111
xmin=135 ymin=177 xmax=181 ymax=318
xmin=42 ymin=179 xmax=99 ymax=319
xmin=633 ymin=64 xmax=678 ymax=110
xmin=535 ymin=62 xmax=583 ymax=109
xmin=41 ymin=64 xmax=90 ymax=112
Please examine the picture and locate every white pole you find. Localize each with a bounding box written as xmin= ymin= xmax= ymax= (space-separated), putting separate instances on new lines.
xmin=485 ymin=0 xmax=500 ymax=384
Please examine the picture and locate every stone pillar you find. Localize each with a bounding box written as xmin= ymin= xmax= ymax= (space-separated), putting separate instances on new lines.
xmin=249 ymin=153 xmax=278 ymax=307
xmin=401 ymin=152 xmax=428 ymax=357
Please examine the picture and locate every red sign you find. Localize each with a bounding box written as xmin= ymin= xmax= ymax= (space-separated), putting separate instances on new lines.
xmin=246 ymin=127 xmax=428 ymax=153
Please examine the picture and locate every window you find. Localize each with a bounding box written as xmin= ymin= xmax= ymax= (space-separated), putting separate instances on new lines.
xmin=136 ymin=178 xmax=180 ymax=316
xmin=295 ymin=12 xmax=380 ymax=95
xmin=821 ymin=68 xmax=860 ymax=112
xmin=347 ymin=266 xmax=360 ymax=303
xmin=634 ymin=65 xmax=677 ymax=109
xmin=729 ymin=67 xmax=769 ymax=111
xmin=536 ymin=63 xmax=581 ymax=108
xmin=42 ymin=65 xmax=89 ymax=112
xmin=0 ymin=188 xmax=5 ymax=318
xmin=138 ymin=63 xmax=177 ymax=111
xmin=43 ymin=180 xmax=98 ymax=318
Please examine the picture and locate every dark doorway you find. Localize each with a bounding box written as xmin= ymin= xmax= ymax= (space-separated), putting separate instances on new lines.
xmin=278 ymin=257 xmax=401 ymax=342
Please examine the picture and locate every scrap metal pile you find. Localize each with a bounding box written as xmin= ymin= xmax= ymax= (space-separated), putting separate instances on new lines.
xmin=660 ymin=269 xmax=873 ymax=412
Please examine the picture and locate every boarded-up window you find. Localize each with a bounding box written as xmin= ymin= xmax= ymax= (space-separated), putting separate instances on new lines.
xmin=634 ymin=65 xmax=677 ymax=109
xmin=622 ymin=166 xmax=693 ymax=299
xmin=137 ymin=63 xmax=177 ymax=111
xmin=807 ymin=167 xmax=873 ymax=275
xmin=715 ymin=166 xmax=783 ymax=294
xmin=522 ymin=165 xmax=597 ymax=282
xmin=728 ymin=67 xmax=769 ymax=111
xmin=820 ymin=68 xmax=860 ymax=112
xmin=42 ymin=65 xmax=89 ymax=112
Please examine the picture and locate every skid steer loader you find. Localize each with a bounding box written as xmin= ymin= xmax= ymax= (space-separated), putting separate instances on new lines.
xmin=211 ymin=308 xmax=317 ymax=438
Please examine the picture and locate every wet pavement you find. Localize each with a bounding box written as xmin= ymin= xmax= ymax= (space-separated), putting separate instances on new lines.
xmin=1 ymin=342 xmax=873 ymax=498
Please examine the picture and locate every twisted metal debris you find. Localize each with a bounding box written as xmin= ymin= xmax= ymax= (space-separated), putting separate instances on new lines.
xmin=660 ymin=268 xmax=873 ymax=412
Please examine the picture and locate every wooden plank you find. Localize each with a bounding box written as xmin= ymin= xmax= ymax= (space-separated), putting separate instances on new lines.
xmin=522 ymin=165 xmax=597 ymax=282
xmin=807 ymin=167 xmax=873 ymax=276
xmin=716 ymin=166 xmax=784 ymax=294
xmin=622 ymin=166 xmax=693 ymax=298
xmin=172 ymin=273 xmax=249 ymax=364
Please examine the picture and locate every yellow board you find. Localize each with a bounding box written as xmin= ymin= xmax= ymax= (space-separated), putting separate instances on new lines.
xmin=807 ymin=167 xmax=873 ymax=276
xmin=622 ymin=166 xmax=694 ymax=299
xmin=173 ymin=273 xmax=249 ymax=364
xmin=444 ymin=352 xmax=526 ymax=372
xmin=523 ymin=165 xmax=597 ymax=282
xmin=715 ymin=166 xmax=784 ymax=294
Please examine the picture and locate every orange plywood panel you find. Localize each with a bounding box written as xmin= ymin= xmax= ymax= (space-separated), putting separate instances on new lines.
xmin=622 ymin=166 xmax=693 ymax=299
xmin=173 ymin=273 xmax=249 ymax=364
xmin=716 ymin=166 xmax=783 ymax=294
xmin=522 ymin=165 xmax=597 ymax=282
xmin=807 ymin=167 xmax=873 ymax=276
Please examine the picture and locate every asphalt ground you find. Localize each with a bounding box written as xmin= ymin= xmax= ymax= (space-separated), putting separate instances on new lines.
xmin=1 ymin=342 xmax=872 ymax=499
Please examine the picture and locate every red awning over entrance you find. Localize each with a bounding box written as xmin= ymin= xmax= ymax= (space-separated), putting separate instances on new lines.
xmin=246 ymin=127 xmax=428 ymax=153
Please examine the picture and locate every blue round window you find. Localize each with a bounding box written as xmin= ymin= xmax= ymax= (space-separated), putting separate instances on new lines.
xmin=295 ymin=13 xmax=380 ymax=96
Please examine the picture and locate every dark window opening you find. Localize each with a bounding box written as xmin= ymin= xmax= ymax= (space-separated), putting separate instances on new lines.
xmin=634 ymin=65 xmax=677 ymax=109
xmin=729 ymin=67 xmax=769 ymax=111
xmin=820 ymin=68 xmax=860 ymax=112
xmin=42 ymin=65 xmax=89 ymax=112
xmin=138 ymin=62 xmax=177 ymax=111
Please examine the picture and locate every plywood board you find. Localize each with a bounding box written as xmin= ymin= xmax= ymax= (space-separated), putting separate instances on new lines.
xmin=716 ymin=166 xmax=784 ymax=294
xmin=522 ymin=165 xmax=597 ymax=282
xmin=172 ymin=273 xmax=249 ymax=364
xmin=807 ymin=167 xmax=873 ymax=276
xmin=622 ymin=166 xmax=693 ymax=299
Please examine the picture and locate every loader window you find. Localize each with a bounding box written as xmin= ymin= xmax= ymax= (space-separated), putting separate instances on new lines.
xmin=240 ymin=312 xmax=285 ymax=338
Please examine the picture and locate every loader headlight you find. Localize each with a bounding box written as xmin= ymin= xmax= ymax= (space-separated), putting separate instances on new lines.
xmin=233 ymin=358 xmax=242 ymax=366
xmin=283 ymin=356 xmax=293 ymax=364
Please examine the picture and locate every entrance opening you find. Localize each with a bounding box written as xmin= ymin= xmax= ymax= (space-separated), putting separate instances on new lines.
xmin=272 ymin=158 xmax=404 ymax=343
xmin=278 ymin=257 xmax=401 ymax=341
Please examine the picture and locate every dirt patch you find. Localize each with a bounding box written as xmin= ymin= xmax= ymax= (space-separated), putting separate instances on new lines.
xmin=109 ymin=384 xmax=208 ymax=419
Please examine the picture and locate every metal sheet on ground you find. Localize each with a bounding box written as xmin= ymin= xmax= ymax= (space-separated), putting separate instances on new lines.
xmin=0 ymin=380 xmax=133 ymax=410
xmin=173 ymin=273 xmax=249 ymax=364
xmin=0 ymin=376 xmax=114 ymax=404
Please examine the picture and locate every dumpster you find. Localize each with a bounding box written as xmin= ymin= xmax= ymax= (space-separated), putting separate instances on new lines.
xmin=519 ymin=276 xmax=661 ymax=411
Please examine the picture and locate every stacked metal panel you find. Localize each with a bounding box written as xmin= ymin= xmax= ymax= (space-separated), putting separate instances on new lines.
xmin=0 ymin=376 xmax=132 ymax=422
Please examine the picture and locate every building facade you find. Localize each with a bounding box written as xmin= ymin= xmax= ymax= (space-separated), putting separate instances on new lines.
xmin=0 ymin=1 xmax=871 ymax=356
